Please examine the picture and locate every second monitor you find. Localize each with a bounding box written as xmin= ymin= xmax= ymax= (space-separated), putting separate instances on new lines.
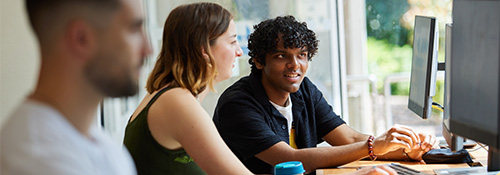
xmin=407 ymin=16 xmax=467 ymax=151
xmin=408 ymin=15 xmax=439 ymax=119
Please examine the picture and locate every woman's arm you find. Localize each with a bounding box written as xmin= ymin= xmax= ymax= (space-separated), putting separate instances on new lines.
xmin=148 ymin=88 xmax=252 ymax=175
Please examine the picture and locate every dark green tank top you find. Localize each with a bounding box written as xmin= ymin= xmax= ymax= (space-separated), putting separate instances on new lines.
xmin=123 ymin=87 xmax=206 ymax=175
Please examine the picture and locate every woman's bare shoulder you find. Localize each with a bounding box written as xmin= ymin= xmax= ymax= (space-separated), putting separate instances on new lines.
xmin=148 ymin=87 xmax=203 ymax=120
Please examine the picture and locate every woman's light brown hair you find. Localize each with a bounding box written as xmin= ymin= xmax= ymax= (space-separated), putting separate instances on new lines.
xmin=146 ymin=2 xmax=232 ymax=96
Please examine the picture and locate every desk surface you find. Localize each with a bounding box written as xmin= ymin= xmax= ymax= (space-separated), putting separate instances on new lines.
xmin=317 ymin=146 xmax=488 ymax=175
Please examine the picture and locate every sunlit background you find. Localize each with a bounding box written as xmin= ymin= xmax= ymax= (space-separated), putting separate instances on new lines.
xmin=0 ymin=0 xmax=453 ymax=144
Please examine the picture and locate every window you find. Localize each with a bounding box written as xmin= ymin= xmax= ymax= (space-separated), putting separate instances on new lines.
xmin=100 ymin=0 xmax=347 ymax=143
xmin=344 ymin=0 xmax=452 ymax=136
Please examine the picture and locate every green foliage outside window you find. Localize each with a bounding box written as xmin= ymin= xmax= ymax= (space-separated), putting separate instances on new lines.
xmin=366 ymin=0 xmax=451 ymax=102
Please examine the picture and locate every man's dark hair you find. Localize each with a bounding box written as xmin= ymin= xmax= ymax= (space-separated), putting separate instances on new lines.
xmin=247 ymin=15 xmax=319 ymax=73
xmin=25 ymin=0 xmax=121 ymax=44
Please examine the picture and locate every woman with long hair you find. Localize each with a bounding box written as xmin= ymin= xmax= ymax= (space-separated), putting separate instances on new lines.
xmin=123 ymin=2 xmax=250 ymax=174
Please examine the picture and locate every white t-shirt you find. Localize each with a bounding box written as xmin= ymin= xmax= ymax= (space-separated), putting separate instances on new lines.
xmin=270 ymin=96 xmax=293 ymax=132
xmin=0 ymin=100 xmax=136 ymax=175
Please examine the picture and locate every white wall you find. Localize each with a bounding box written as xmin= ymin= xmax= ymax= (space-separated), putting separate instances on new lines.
xmin=0 ymin=0 xmax=39 ymax=127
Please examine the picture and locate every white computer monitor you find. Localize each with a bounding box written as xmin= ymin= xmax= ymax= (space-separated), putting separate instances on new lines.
xmin=408 ymin=15 xmax=439 ymax=119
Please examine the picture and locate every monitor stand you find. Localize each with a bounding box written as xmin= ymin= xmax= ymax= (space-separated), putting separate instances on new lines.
xmin=488 ymin=147 xmax=500 ymax=171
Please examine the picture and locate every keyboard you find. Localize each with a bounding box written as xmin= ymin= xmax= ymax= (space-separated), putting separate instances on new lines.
xmin=388 ymin=163 xmax=431 ymax=175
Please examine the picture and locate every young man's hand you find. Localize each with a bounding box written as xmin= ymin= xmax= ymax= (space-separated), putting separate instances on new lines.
xmin=407 ymin=132 xmax=439 ymax=161
xmin=372 ymin=124 xmax=421 ymax=156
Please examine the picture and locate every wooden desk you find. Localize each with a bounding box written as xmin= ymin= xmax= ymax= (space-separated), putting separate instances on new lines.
xmin=317 ymin=146 xmax=488 ymax=175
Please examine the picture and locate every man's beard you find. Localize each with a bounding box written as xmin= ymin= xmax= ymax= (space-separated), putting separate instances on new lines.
xmin=84 ymin=54 xmax=140 ymax=98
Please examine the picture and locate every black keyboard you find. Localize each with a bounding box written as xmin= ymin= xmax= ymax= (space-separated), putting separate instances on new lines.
xmin=388 ymin=163 xmax=430 ymax=175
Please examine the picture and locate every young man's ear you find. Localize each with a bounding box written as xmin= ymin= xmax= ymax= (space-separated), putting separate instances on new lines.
xmin=252 ymin=58 xmax=264 ymax=69
xmin=65 ymin=19 xmax=97 ymax=61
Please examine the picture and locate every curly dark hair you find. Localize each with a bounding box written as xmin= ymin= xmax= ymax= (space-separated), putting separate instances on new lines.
xmin=247 ymin=15 xmax=319 ymax=73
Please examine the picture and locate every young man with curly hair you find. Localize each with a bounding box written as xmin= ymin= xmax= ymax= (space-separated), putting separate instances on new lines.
xmin=213 ymin=15 xmax=438 ymax=174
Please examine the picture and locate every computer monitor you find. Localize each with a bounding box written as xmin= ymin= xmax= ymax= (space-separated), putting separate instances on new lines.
xmin=449 ymin=0 xmax=500 ymax=171
xmin=408 ymin=17 xmax=466 ymax=152
xmin=442 ymin=23 xmax=465 ymax=152
xmin=408 ymin=15 xmax=439 ymax=119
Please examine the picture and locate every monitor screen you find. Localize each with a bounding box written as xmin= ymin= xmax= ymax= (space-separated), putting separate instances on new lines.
xmin=408 ymin=15 xmax=438 ymax=119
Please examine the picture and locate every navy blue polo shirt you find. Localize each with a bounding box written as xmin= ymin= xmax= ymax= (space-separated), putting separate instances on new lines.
xmin=213 ymin=72 xmax=346 ymax=174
